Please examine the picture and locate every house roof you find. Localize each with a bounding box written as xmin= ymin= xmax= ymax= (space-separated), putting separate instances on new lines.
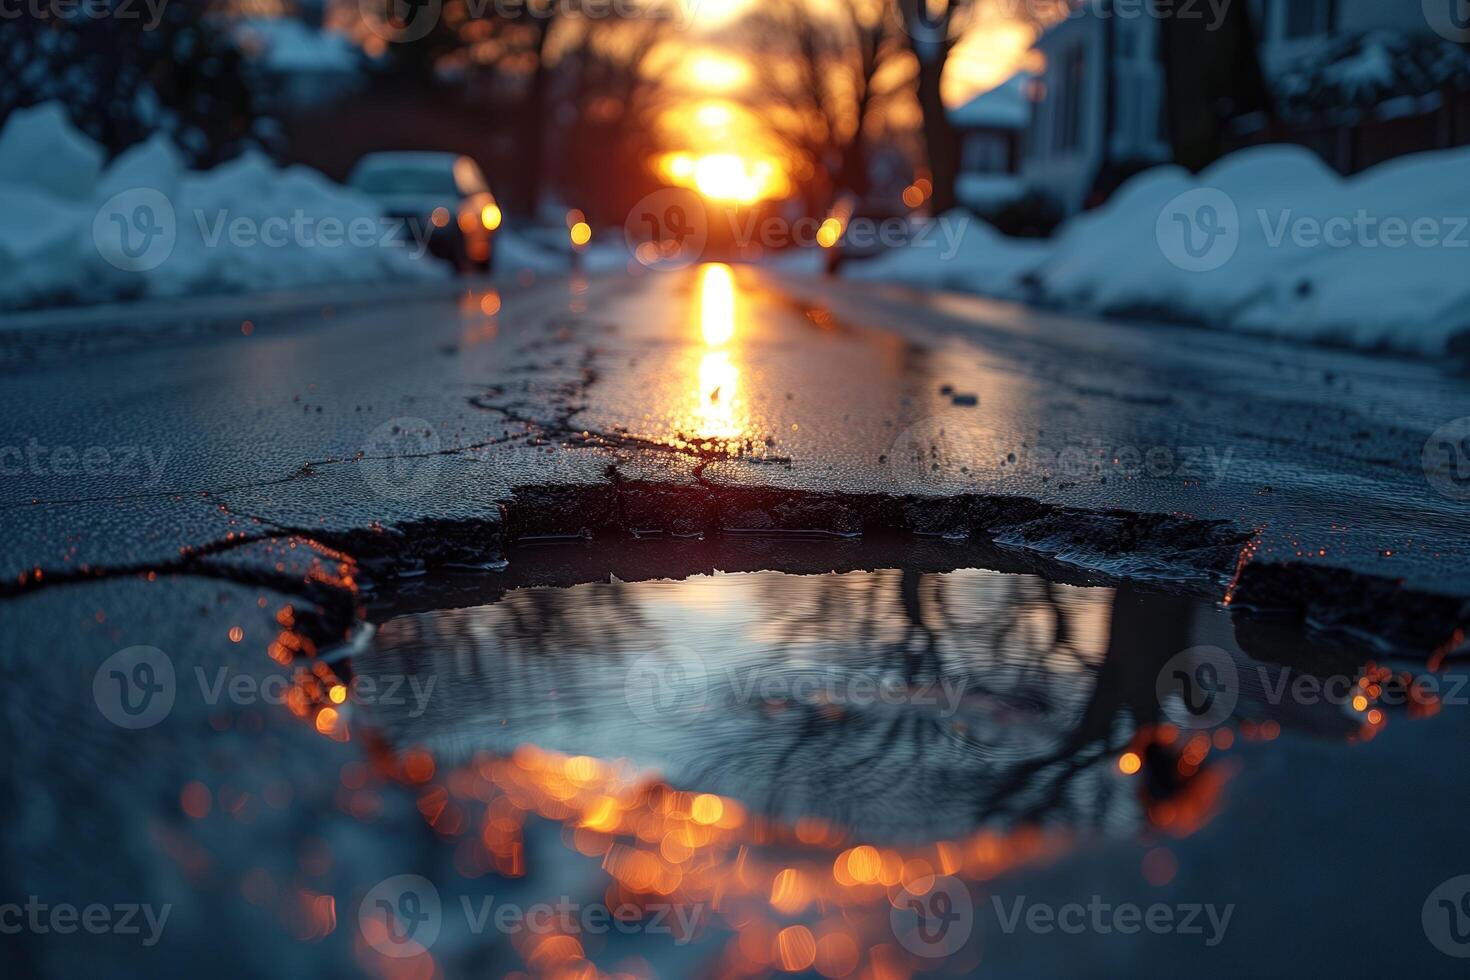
xmin=233 ymin=17 xmax=361 ymax=74
xmin=949 ymin=73 xmax=1031 ymax=130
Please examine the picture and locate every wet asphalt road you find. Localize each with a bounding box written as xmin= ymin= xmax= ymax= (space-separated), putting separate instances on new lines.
xmin=2 ymin=264 xmax=1467 ymax=623
xmin=1 ymin=267 xmax=1468 ymax=978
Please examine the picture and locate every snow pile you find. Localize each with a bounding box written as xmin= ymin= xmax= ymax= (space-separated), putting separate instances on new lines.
xmin=848 ymin=144 xmax=1470 ymax=356
xmin=0 ymin=102 xmax=444 ymax=309
xmin=495 ymin=227 xmax=631 ymax=280
xmin=0 ymin=102 xmax=104 ymax=201
xmin=845 ymin=214 xmax=1046 ymax=295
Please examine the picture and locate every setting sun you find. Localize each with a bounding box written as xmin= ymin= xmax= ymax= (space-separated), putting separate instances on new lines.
xmin=696 ymin=154 xmax=780 ymax=204
xmin=655 ymin=152 xmax=788 ymax=204
xmin=656 ymin=98 xmax=793 ymax=204
xmin=685 ymin=52 xmax=751 ymax=92
xmin=688 ymin=0 xmax=755 ymax=27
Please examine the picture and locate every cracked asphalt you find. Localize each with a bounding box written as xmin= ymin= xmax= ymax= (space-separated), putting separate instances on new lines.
xmin=2 ymin=264 xmax=1466 ymax=643
xmin=3 ymin=265 xmax=1469 ymax=978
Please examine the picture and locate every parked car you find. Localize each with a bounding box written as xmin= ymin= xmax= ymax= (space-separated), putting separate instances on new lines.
xmin=347 ymin=151 xmax=501 ymax=274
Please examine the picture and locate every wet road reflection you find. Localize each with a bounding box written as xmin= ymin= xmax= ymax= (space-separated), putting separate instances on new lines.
xmin=362 ymin=570 xmax=1123 ymax=841
xmin=698 ymin=264 xmax=736 ymax=347
xmin=323 ymin=564 xmax=1448 ymax=977
xmin=692 ymin=263 xmax=744 ymax=445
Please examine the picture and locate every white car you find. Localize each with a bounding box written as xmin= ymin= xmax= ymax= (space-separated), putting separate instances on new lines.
xmin=348 ymin=151 xmax=501 ymax=274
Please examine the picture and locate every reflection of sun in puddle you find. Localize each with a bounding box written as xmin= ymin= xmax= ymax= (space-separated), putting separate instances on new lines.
xmin=390 ymin=742 xmax=1070 ymax=977
xmin=258 ymin=563 xmax=1432 ymax=977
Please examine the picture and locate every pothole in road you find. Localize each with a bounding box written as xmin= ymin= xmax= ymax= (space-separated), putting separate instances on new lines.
xmin=314 ymin=537 xmax=1466 ymax=976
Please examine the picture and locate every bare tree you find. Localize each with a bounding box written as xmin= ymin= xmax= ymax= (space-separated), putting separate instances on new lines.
xmin=892 ymin=0 xmax=1070 ymax=214
xmin=740 ymin=0 xmax=906 ymax=211
xmin=366 ymin=0 xmax=679 ymax=215
xmin=893 ymin=0 xmax=972 ymax=214
xmin=0 ymin=4 xmax=270 ymax=165
xmin=550 ymin=17 xmax=672 ymax=223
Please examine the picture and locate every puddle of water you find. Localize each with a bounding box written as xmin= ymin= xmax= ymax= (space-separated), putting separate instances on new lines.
xmin=336 ymin=560 xmax=1454 ymax=976
xmin=363 ymin=570 xmax=1216 ymax=842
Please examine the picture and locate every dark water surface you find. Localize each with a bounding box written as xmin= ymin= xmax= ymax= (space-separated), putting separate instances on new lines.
xmin=338 ymin=543 xmax=1470 ymax=978
xmin=11 ymin=535 xmax=1465 ymax=979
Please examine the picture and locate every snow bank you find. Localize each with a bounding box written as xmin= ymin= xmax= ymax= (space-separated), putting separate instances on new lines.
xmin=0 ymin=103 xmax=103 ymax=202
xmin=495 ymin=227 xmax=630 ymax=281
xmin=845 ymin=213 xmax=1047 ymax=295
xmin=847 ymin=144 xmax=1470 ymax=357
xmin=0 ymin=102 xmax=444 ymax=310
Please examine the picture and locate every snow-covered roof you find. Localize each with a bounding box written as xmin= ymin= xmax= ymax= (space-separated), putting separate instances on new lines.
xmin=1272 ymin=30 xmax=1470 ymax=122
xmin=233 ymin=17 xmax=361 ymax=74
xmin=950 ymin=73 xmax=1031 ymax=130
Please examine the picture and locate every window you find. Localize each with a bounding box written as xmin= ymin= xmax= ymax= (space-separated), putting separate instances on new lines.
xmin=963 ymin=134 xmax=1011 ymax=174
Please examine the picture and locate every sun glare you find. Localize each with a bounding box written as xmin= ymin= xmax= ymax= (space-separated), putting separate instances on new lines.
xmin=686 ymin=52 xmax=750 ymax=92
xmin=698 ymin=263 xmax=736 ymax=347
xmin=657 ymin=151 xmax=788 ymax=204
xmin=944 ymin=20 xmax=1043 ymax=105
xmin=694 ymin=102 xmax=735 ymax=130
xmin=651 ymin=11 xmax=1044 ymax=206
xmin=693 ymin=154 xmax=773 ymax=204
xmin=689 ymin=0 xmax=755 ymax=28
xmin=693 ymin=263 xmax=742 ymax=441
xmin=656 ymin=98 xmax=792 ymax=204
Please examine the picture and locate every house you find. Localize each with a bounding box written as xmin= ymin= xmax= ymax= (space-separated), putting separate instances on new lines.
xmin=1020 ymin=3 xmax=1171 ymax=216
xmin=1022 ymin=0 xmax=1470 ymax=216
xmin=1245 ymin=0 xmax=1470 ymax=172
xmin=1251 ymin=0 xmax=1431 ymax=75
xmin=231 ymin=16 xmax=364 ymax=107
xmin=949 ymin=73 xmax=1030 ymax=213
xmin=218 ymin=0 xmax=362 ymax=109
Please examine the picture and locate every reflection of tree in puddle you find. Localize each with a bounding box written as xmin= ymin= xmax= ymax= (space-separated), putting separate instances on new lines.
xmin=333 ymin=567 xmax=1443 ymax=978
xmin=361 ymin=570 xmax=1117 ymax=840
xmin=356 ymin=568 xmax=1413 ymax=844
